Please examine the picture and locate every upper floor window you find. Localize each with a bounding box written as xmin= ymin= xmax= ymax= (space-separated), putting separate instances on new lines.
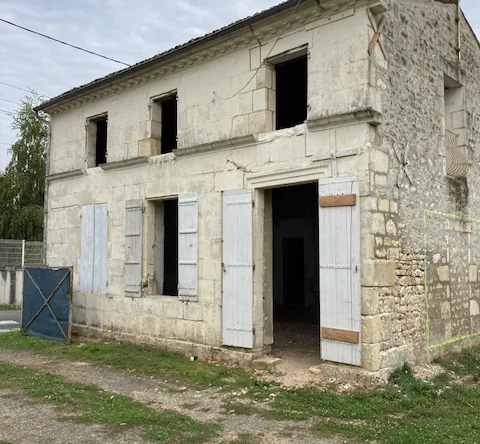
xmin=275 ymin=54 xmax=307 ymax=130
xmin=150 ymin=93 xmax=177 ymax=154
xmin=86 ymin=114 xmax=108 ymax=167
xmin=443 ymin=75 xmax=467 ymax=179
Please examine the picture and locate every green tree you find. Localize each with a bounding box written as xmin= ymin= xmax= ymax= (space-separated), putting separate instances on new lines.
xmin=0 ymin=94 xmax=48 ymax=240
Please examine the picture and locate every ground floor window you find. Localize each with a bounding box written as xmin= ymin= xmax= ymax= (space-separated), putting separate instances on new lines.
xmin=153 ymin=198 xmax=178 ymax=296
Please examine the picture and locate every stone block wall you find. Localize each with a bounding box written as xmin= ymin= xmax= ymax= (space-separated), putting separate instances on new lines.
xmin=365 ymin=0 xmax=480 ymax=367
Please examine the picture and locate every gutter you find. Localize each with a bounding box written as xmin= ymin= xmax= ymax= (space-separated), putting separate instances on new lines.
xmin=34 ymin=0 xmax=299 ymax=113
xmin=34 ymin=110 xmax=51 ymax=266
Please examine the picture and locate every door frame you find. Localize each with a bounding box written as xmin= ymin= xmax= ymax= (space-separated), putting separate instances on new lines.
xmin=246 ymin=163 xmax=330 ymax=350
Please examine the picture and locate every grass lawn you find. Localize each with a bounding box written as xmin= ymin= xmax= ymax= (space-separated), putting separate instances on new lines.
xmin=0 ymin=361 xmax=218 ymax=444
xmin=0 ymin=304 xmax=20 ymax=311
xmin=0 ymin=332 xmax=479 ymax=443
xmin=0 ymin=332 xmax=255 ymax=390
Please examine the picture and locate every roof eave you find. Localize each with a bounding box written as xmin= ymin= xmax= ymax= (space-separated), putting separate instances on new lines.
xmin=35 ymin=0 xmax=300 ymax=113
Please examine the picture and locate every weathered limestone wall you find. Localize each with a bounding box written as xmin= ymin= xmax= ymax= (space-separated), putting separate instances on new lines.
xmin=48 ymin=120 xmax=373 ymax=350
xmin=46 ymin=2 xmax=380 ymax=357
xmin=48 ymin=2 xmax=377 ymax=175
xmin=362 ymin=0 xmax=480 ymax=369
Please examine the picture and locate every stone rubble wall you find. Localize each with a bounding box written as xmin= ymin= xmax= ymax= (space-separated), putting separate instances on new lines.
xmin=360 ymin=0 xmax=480 ymax=370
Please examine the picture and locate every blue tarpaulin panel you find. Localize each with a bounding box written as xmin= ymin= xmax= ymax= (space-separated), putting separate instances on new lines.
xmin=22 ymin=267 xmax=72 ymax=342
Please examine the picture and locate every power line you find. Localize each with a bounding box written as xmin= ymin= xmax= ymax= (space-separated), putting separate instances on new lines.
xmin=0 ymin=18 xmax=131 ymax=67
xmin=216 ymin=0 xmax=303 ymax=100
xmin=0 ymin=142 xmax=13 ymax=146
xmin=0 ymin=81 xmax=50 ymax=98
xmin=0 ymin=97 xmax=20 ymax=105
xmin=0 ymin=109 xmax=14 ymax=115
xmin=0 ymin=81 xmax=32 ymax=94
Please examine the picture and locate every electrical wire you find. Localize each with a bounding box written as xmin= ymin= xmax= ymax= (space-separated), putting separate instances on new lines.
xmin=0 ymin=81 xmax=33 ymax=94
xmin=0 ymin=80 xmax=50 ymax=98
xmin=0 ymin=18 xmax=131 ymax=67
xmin=0 ymin=97 xmax=20 ymax=105
xmin=216 ymin=0 xmax=303 ymax=100
xmin=0 ymin=109 xmax=14 ymax=115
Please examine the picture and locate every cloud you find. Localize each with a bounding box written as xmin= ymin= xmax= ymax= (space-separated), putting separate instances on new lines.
xmin=0 ymin=0 xmax=479 ymax=172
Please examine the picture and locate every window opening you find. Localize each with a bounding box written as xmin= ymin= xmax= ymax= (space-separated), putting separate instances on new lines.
xmin=154 ymin=198 xmax=178 ymax=296
xmin=275 ymin=55 xmax=307 ymax=130
xmin=86 ymin=114 xmax=108 ymax=167
xmin=152 ymin=94 xmax=177 ymax=154
xmin=95 ymin=117 xmax=108 ymax=166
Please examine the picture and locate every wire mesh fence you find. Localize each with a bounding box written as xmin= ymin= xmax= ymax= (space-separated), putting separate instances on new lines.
xmin=0 ymin=239 xmax=44 ymax=267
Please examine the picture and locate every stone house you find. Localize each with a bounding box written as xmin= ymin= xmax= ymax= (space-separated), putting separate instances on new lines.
xmin=37 ymin=0 xmax=480 ymax=374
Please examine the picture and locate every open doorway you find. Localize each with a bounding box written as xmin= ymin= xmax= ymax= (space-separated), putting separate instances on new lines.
xmin=271 ymin=182 xmax=319 ymax=362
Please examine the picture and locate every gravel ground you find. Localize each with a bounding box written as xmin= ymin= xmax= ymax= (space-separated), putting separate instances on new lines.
xmin=0 ymin=388 xmax=153 ymax=444
xmin=0 ymin=349 xmax=348 ymax=444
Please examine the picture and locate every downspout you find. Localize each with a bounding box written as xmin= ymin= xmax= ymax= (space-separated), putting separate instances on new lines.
xmin=35 ymin=110 xmax=51 ymax=266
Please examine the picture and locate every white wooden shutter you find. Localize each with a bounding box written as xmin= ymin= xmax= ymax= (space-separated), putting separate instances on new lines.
xmin=178 ymin=193 xmax=198 ymax=297
xmin=80 ymin=205 xmax=94 ymax=293
xmin=93 ymin=203 xmax=108 ymax=293
xmin=125 ymin=199 xmax=143 ymax=297
xmin=222 ymin=189 xmax=254 ymax=348
xmin=318 ymin=178 xmax=361 ymax=366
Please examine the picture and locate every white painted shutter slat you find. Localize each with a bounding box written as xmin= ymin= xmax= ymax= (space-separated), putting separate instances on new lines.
xmin=318 ymin=178 xmax=361 ymax=366
xmin=222 ymin=189 xmax=254 ymax=349
xmin=93 ymin=203 xmax=108 ymax=293
xmin=125 ymin=199 xmax=143 ymax=297
xmin=80 ymin=205 xmax=94 ymax=293
xmin=178 ymin=193 xmax=198 ymax=297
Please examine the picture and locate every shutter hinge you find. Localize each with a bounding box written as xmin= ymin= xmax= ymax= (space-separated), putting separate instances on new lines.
xmin=252 ymin=200 xmax=255 ymax=208
xmin=252 ymin=263 xmax=255 ymax=271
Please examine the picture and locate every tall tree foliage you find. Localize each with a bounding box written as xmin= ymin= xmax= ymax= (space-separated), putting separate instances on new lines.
xmin=0 ymin=95 xmax=48 ymax=240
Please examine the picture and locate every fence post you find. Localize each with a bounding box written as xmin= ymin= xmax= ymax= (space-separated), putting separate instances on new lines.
xmin=21 ymin=239 xmax=25 ymax=268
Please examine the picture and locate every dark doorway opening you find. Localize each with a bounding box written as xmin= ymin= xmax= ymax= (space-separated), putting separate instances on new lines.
xmin=272 ymin=182 xmax=319 ymax=359
xmin=275 ymin=55 xmax=308 ymax=130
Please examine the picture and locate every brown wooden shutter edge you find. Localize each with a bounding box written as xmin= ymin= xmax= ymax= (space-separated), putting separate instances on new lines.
xmin=321 ymin=327 xmax=360 ymax=344
xmin=319 ymin=194 xmax=356 ymax=208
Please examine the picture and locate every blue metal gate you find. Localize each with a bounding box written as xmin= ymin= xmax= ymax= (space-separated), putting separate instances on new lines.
xmin=21 ymin=267 xmax=72 ymax=342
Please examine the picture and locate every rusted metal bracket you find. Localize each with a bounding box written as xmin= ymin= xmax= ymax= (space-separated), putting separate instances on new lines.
xmin=367 ymin=8 xmax=386 ymax=59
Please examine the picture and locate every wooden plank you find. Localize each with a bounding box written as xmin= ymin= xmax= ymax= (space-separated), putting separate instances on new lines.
xmin=322 ymin=327 xmax=359 ymax=344
xmin=93 ymin=203 xmax=108 ymax=294
xmin=319 ymin=179 xmax=361 ymax=365
xmin=125 ymin=199 xmax=143 ymax=297
xmin=178 ymin=193 xmax=198 ymax=297
xmin=319 ymin=194 xmax=356 ymax=207
xmin=222 ymin=189 xmax=254 ymax=349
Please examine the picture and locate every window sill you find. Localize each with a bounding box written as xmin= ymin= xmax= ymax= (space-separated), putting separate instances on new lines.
xmin=306 ymin=109 xmax=382 ymax=131
xmin=174 ymin=135 xmax=256 ymax=158
xmin=137 ymin=294 xmax=199 ymax=303
xmin=99 ymin=157 xmax=149 ymax=171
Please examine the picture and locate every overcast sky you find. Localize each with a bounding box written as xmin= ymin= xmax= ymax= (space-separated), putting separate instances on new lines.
xmin=0 ymin=0 xmax=479 ymax=172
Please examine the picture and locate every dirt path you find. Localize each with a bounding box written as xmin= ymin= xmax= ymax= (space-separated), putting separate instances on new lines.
xmin=0 ymin=388 xmax=153 ymax=444
xmin=0 ymin=349 xmax=346 ymax=444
